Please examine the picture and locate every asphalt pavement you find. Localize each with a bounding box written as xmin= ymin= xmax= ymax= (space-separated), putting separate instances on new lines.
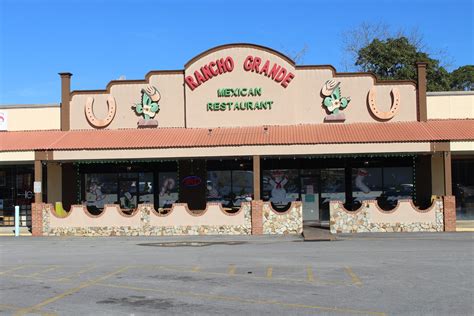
xmin=0 ymin=233 xmax=473 ymax=315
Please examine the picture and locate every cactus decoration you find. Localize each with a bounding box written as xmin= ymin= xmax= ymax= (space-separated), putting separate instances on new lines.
xmin=321 ymin=79 xmax=350 ymax=122
xmin=132 ymin=85 xmax=161 ymax=127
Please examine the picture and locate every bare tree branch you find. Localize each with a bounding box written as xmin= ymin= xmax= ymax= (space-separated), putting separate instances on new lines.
xmin=281 ymin=44 xmax=309 ymax=64
xmin=341 ymin=22 xmax=391 ymax=71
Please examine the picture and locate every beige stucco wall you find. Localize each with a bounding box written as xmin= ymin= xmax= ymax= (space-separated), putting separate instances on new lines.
xmin=368 ymin=200 xmax=437 ymax=224
xmin=0 ymin=151 xmax=35 ymax=163
xmin=46 ymin=162 xmax=62 ymax=204
xmin=451 ymin=141 xmax=474 ymax=152
xmin=67 ymin=45 xmax=418 ymax=131
xmin=48 ymin=205 xmax=141 ymax=228
xmin=69 ymin=73 xmax=185 ymax=130
xmin=149 ymin=203 xmax=246 ymax=227
xmin=292 ymin=70 xmax=416 ymax=125
xmin=427 ymin=92 xmax=474 ymax=119
xmin=51 ymin=142 xmax=432 ymax=161
xmin=49 ymin=204 xmax=248 ymax=228
xmin=0 ymin=106 xmax=60 ymax=131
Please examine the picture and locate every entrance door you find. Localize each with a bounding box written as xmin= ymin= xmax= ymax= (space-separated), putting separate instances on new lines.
xmin=15 ymin=171 xmax=34 ymax=226
xmin=0 ymin=166 xmax=33 ymax=227
xmin=301 ymin=175 xmax=319 ymax=222
xmin=118 ymin=178 xmax=138 ymax=210
xmin=319 ymin=168 xmax=346 ymax=222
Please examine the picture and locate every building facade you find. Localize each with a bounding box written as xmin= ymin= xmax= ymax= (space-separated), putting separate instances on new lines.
xmin=0 ymin=44 xmax=473 ymax=234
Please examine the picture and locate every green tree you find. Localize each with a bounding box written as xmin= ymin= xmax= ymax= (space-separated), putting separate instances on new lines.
xmin=355 ymin=37 xmax=450 ymax=91
xmin=449 ymin=65 xmax=474 ymax=91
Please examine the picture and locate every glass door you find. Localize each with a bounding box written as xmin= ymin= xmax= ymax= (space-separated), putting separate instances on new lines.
xmin=15 ymin=171 xmax=33 ymax=226
xmin=0 ymin=166 xmax=34 ymax=227
xmin=320 ymin=168 xmax=346 ymax=221
xmin=301 ymin=170 xmax=319 ymax=222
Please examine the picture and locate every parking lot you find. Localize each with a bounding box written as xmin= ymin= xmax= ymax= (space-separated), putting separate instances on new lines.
xmin=0 ymin=233 xmax=473 ymax=315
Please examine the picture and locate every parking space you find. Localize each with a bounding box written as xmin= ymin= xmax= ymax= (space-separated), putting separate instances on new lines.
xmin=0 ymin=233 xmax=473 ymax=315
xmin=0 ymin=264 xmax=370 ymax=315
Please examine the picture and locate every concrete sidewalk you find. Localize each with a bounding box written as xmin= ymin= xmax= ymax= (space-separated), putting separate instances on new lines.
xmin=0 ymin=227 xmax=31 ymax=237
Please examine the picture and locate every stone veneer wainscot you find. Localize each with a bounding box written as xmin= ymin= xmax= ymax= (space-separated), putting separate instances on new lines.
xmin=330 ymin=199 xmax=444 ymax=233
xmin=262 ymin=202 xmax=303 ymax=235
xmin=41 ymin=203 xmax=252 ymax=237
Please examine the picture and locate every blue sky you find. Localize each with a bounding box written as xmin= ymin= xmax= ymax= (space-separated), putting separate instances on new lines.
xmin=0 ymin=0 xmax=472 ymax=104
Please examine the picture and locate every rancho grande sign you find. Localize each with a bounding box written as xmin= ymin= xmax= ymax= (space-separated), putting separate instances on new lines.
xmin=185 ymin=55 xmax=296 ymax=91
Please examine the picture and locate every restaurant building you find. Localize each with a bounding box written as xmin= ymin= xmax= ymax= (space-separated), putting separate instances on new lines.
xmin=0 ymin=44 xmax=473 ymax=235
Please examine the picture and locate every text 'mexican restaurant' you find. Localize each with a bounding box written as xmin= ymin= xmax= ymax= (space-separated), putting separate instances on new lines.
xmin=0 ymin=44 xmax=473 ymax=236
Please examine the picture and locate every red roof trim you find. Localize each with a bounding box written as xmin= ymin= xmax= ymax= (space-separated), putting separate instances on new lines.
xmin=1 ymin=120 xmax=473 ymax=152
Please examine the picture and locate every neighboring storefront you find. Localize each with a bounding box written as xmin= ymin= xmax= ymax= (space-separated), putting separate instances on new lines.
xmin=0 ymin=44 xmax=473 ymax=233
xmin=452 ymin=158 xmax=474 ymax=220
xmin=427 ymin=91 xmax=474 ymax=226
xmin=0 ymin=165 xmax=35 ymax=226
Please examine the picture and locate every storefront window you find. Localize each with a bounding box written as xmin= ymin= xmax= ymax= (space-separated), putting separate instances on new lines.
xmin=352 ymin=168 xmax=383 ymax=202
xmin=119 ymin=179 xmax=137 ymax=210
xmin=351 ymin=166 xmax=413 ymax=210
xmin=453 ymin=159 xmax=474 ymax=220
xmin=85 ymin=173 xmax=118 ymax=211
xmin=382 ymin=167 xmax=413 ymax=202
xmin=207 ymin=170 xmax=253 ymax=208
xmin=79 ymin=162 xmax=181 ymax=211
xmin=139 ymin=172 xmax=154 ymax=204
xmin=207 ymin=170 xmax=231 ymax=204
xmin=158 ymin=172 xmax=178 ymax=208
xmin=230 ymin=170 xmax=253 ymax=206
xmin=85 ymin=172 xmax=155 ymax=211
xmin=320 ymin=168 xmax=345 ymax=220
xmin=262 ymin=169 xmax=299 ymax=209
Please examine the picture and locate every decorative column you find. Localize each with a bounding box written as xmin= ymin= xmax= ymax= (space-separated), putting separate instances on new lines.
xmin=32 ymin=156 xmax=43 ymax=237
xmin=442 ymin=196 xmax=456 ymax=232
xmin=31 ymin=203 xmax=44 ymax=236
xmin=443 ymin=151 xmax=452 ymax=196
xmin=59 ymin=72 xmax=72 ymax=131
xmin=251 ymin=200 xmax=263 ymax=235
xmin=34 ymin=151 xmax=54 ymax=203
xmin=34 ymin=160 xmax=43 ymax=203
xmin=32 ymin=152 xmax=44 ymax=237
xmin=431 ymin=142 xmax=452 ymax=197
xmin=253 ymin=155 xmax=261 ymax=200
xmin=251 ymin=155 xmax=263 ymax=234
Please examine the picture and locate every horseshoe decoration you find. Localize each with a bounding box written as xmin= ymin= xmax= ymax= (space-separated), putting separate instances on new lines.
xmin=368 ymin=87 xmax=400 ymax=120
xmin=84 ymin=96 xmax=117 ymax=128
